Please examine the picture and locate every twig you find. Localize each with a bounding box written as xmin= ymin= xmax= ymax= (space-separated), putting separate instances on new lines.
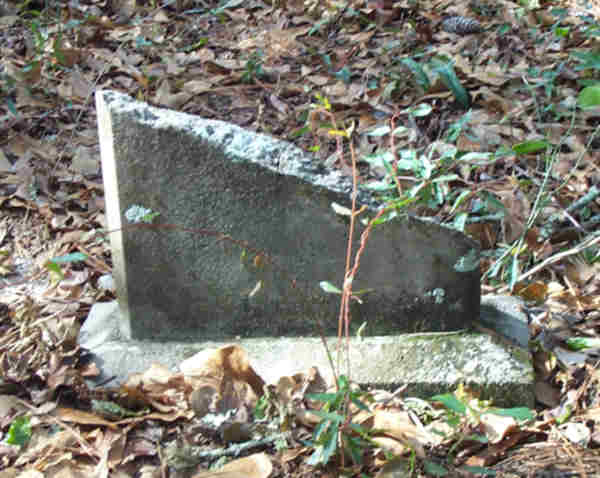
xmin=497 ymin=232 xmax=600 ymax=294
xmin=543 ymin=186 xmax=600 ymax=235
xmin=166 ymin=433 xmax=288 ymax=470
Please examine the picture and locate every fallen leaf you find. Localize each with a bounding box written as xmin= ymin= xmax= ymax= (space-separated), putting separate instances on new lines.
xmin=193 ymin=452 xmax=272 ymax=478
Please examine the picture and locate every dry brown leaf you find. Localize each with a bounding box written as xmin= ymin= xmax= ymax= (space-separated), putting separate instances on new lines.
xmin=535 ymin=380 xmax=561 ymax=408
xmin=480 ymin=413 xmax=519 ymax=444
xmin=153 ymin=9 xmax=170 ymax=23
xmin=565 ymin=257 xmax=599 ymax=286
xmin=112 ymin=0 xmax=137 ymax=20
xmin=58 ymin=70 xmax=94 ymax=102
xmin=371 ymin=435 xmax=410 ymax=457
xmin=373 ymin=458 xmax=413 ymax=477
xmin=183 ymin=80 xmax=214 ymax=94
xmin=278 ymin=446 xmax=308 ymax=463
xmin=15 ymin=470 xmax=44 ymax=478
xmin=14 ymin=428 xmax=79 ymax=469
xmin=53 ymin=48 xmax=85 ymax=68
xmin=54 ymin=407 xmax=120 ymax=430
xmin=497 ymin=182 xmax=531 ymax=244
xmin=371 ymin=409 xmax=429 ymax=457
xmin=515 ymin=281 xmax=548 ymax=303
xmin=193 ymin=452 xmax=272 ymax=478
xmin=5 ymin=60 xmax=42 ymax=86
xmin=457 ymin=132 xmax=485 ymax=153
xmin=121 ymin=363 xmax=191 ymax=415
xmin=181 ymin=344 xmax=265 ymax=398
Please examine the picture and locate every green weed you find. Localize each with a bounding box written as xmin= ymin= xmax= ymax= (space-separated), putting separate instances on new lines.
xmin=304 ymin=375 xmax=374 ymax=467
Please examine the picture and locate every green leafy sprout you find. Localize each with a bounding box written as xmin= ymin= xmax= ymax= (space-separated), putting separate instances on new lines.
xmin=6 ymin=416 xmax=32 ymax=447
xmin=304 ymin=375 xmax=374 ymax=467
xmin=242 ymin=50 xmax=265 ymax=84
xmin=429 ymin=392 xmax=534 ymax=473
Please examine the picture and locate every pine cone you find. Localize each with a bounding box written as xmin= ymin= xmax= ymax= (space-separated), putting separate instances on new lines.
xmin=441 ymin=16 xmax=483 ymax=35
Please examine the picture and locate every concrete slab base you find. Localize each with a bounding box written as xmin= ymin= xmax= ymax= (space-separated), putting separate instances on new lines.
xmin=79 ymin=300 xmax=534 ymax=408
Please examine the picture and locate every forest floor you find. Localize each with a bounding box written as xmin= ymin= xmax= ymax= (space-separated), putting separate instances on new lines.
xmin=1 ymin=0 xmax=600 ymax=476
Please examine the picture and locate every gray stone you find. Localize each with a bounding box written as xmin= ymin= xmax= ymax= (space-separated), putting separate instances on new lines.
xmin=79 ymin=301 xmax=533 ymax=408
xmin=97 ymin=274 xmax=115 ymax=292
xmin=79 ymin=301 xmax=123 ymax=350
xmin=480 ymin=295 xmax=529 ymax=348
xmin=95 ymin=90 xmax=480 ymax=341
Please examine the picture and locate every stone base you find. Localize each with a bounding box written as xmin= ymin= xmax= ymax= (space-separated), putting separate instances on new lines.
xmin=79 ymin=299 xmax=533 ymax=408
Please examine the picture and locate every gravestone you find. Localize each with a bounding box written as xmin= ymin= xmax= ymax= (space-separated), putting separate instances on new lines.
xmin=87 ymin=91 xmax=534 ymax=407
xmin=95 ymin=90 xmax=480 ymax=342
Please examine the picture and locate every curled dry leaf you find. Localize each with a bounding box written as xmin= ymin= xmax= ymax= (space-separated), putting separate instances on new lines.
xmin=264 ymin=366 xmax=329 ymax=427
xmin=182 ymin=345 xmax=265 ymax=418
xmin=54 ymin=406 xmax=120 ymax=430
xmin=371 ymin=409 xmax=430 ymax=457
xmin=181 ymin=344 xmax=265 ymax=398
xmin=371 ymin=435 xmax=411 ymax=457
xmin=122 ymin=363 xmax=192 ymax=417
xmin=480 ymin=413 xmax=519 ymax=444
xmin=190 ymin=384 xmax=220 ymax=418
xmin=193 ymin=452 xmax=272 ymax=478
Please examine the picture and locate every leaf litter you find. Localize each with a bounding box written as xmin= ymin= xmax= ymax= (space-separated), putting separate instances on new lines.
xmin=1 ymin=0 xmax=600 ymax=475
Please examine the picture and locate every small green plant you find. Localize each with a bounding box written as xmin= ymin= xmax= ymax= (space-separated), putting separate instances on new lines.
xmin=361 ymin=125 xmax=461 ymax=214
xmin=571 ymin=49 xmax=600 ymax=77
xmin=0 ymin=73 xmax=18 ymax=115
xmin=309 ymin=17 xmax=331 ymax=36
xmin=28 ymin=18 xmax=50 ymax=57
xmin=303 ymin=93 xmax=336 ymax=153
xmin=445 ymin=110 xmax=472 ymax=143
xmin=431 ymin=58 xmax=471 ymax=109
xmin=44 ymin=252 xmax=88 ymax=281
xmin=430 ymin=393 xmax=490 ymax=460
xmin=5 ymin=415 xmax=32 ymax=447
xmin=304 ymin=375 xmax=374 ymax=467
xmin=208 ymin=0 xmax=241 ymax=18
xmin=241 ymin=50 xmax=265 ymax=84
xmin=402 ymin=57 xmax=431 ymax=91
xmin=429 ymin=392 xmax=534 ymax=474
xmin=526 ymin=62 xmax=566 ymax=100
xmin=578 ymin=83 xmax=600 ymax=108
xmin=579 ymin=14 xmax=600 ymax=39
xmin=253 ymin=394 xmax=269 ymax=420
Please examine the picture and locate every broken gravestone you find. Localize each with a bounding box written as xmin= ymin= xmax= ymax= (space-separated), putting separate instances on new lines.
xmin=95 ymin=90 xmax=480 ymax=342
xmin=85 ymin=91 xmax=534 ymax=407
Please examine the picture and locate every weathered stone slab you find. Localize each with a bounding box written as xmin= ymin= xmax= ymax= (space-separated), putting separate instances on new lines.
xmin=96 ymin=90 xmax=480 ymax=341
xmin=80 ymin=300 xmax=533 ymax=408
xmin=479 ymin=295 xmax=529 ymax=348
